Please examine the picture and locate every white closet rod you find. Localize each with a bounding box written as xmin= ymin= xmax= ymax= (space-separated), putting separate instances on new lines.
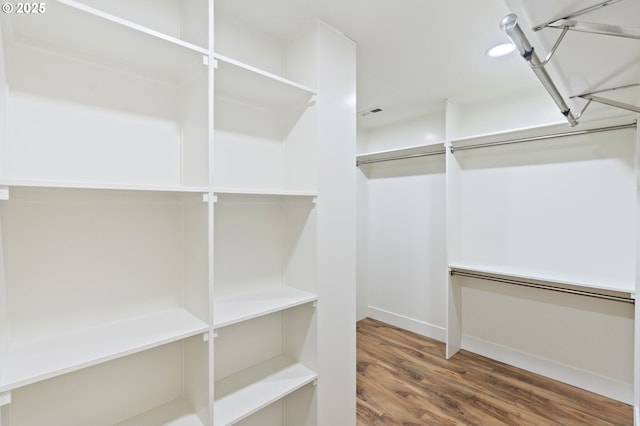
xmin=450 ymin=121 xmax=636 ymax=153
xmin=356 ymin=149 xmax=446 ymax=166
xmin=450 ymin=270 xmax=635 ymax=304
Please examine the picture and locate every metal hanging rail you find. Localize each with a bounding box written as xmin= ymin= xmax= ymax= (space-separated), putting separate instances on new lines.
xmin=356 ymin=149 xmax=446 ymax=166
xmin=500 ymin=0 xmax=640 ymax=126
xmin=450 ymin=270 xmax=635 ymax=304
xmin=500 ymin=14 xmax=579 ymax=126
xmin=449 ymin=121 xmax=636 ymax=153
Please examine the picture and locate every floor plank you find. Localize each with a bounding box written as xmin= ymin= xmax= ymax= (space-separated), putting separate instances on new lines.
xmin=356 ymin=317 xmax=633 ymax=425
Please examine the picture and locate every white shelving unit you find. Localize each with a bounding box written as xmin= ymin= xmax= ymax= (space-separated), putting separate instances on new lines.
xmin=211 ymin=9 xmax=320 ymax=414
xmin=0 ymin=0 xmax=210 ymax=189
xmin=0 ymin=0 xmax=212 ymax=424
xmin=0 ymin=0 xmax=356 ymax=424
xmin=213 ymin=302 xmax=317 ymax=426
xmin=212 ymin=52 xmax=316 ymax=198
xmin=0 ymin=186 xmax=210 ymax=425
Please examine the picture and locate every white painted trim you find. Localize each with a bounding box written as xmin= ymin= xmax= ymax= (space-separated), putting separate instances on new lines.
xmin=367 ymin=306 xmax=446 ymax=342
xmin=461 ymin=335 xmax=633 ymax=405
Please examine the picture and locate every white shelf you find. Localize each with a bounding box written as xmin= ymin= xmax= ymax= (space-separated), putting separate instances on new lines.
xmin=4 ymin=0 xmax=208 ymax=83
xmin=214 ymin=356 xmax=317 ymax=426
xmin=0 ymin=308 xmax=209 ymax=393
xmin=448 ymin=115 xmax=634 ymax=151
xmin=115 ymin=398 xmax=204 ymax=426
xmin=213 ymin=53 xmax=316 ymax=109
xmin=356 ymin=141 xmax=446 ymax=165
xmin=214 ymin=286 xmax=317 ymax=329
xmin=449 ymin=262 xmax=635 ymax=294
xmin=213 ymin=188 xmax=317 ymax=199
xmin=0 ymin=179 xmax=209 ymax=194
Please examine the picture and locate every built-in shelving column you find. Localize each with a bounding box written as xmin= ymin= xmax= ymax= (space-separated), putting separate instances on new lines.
xmin=0 ymin=0 xmax=214 ymax=424
xmin=211 ymin=6 xmax=324 ymax=424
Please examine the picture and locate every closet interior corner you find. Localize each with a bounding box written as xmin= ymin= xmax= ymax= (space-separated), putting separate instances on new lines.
xmin=358 ymin=97 xmax=640 ymax=412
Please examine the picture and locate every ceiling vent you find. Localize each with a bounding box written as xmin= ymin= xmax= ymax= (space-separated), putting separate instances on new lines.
xmin=359 ymin=107 xmax=383 ymax=117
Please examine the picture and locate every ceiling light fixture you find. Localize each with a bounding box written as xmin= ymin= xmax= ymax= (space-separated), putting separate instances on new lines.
xmin=486 ymin=42 xmax=515 ymax=57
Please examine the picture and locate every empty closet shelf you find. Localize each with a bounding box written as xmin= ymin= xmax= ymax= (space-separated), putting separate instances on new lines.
xmin=213 ymin=286 xmax=317 ymax=329
xmin=114 ymin=397 xmax=204 ymax=426
xmin=6 ymin=0 xmax=207 ymax=83
xmin=0 ymin=179 xmax=209 ymax=194
xmin=214 ymin=53 xmax=317 ymax=109
xmin=0 ymin=308 xmax=209 ymax=393
xmin=214 ymin=356 xmax=317 ymax=426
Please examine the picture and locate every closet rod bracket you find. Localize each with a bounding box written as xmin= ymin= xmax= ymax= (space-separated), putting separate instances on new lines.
xmin=533 ymin=0 xmax=640 ymax=40
xmin=545 ymin=19 xmax=640 ymax=40
xmin=572 ymin=83 xmax=640 ymax=113
xmin=532 ymin=0 xmax=626 ymax=32
xmin=530 ymin=26 xmax=570 ymax=69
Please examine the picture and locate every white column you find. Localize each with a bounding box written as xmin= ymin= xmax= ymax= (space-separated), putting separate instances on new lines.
xmin=315 ymin=21 xmax=357 ymax=426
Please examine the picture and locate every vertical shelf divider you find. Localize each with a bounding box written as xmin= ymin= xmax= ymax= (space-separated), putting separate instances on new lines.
xmin=634 ymin=112 xmax=640 ymax=424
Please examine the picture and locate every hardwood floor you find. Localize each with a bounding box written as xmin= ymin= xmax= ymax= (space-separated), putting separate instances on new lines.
xmin=356 ymin=318 xmax=633 ymax=425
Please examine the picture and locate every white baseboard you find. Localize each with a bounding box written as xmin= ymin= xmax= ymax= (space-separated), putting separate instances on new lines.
xmin=461 ymin=335 xmax=633 ymax=405
xmin=367 ymin=306 xmax=446 ymax=342
xmin=635 ymin=405 xmax=639 ymax=426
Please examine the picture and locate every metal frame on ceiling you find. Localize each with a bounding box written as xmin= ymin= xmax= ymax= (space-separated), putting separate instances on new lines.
xmin=501 ymin=0 xmax=640 ymax=126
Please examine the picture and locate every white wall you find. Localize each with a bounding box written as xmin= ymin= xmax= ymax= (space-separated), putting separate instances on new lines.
xmin=357 ymin=110 xmax=447 ymax=338
xmin=446 ymin=88 xmax=561 ymax=139
xmin=356 ymin=128 xmax=369 ymax=321
xmin=359 ymin=110 xmax=445 ymax=154
xmin=358 ymin=92 xmax=638 ymax=405
xmin=362 ymin=157 xmax=447 ymax=339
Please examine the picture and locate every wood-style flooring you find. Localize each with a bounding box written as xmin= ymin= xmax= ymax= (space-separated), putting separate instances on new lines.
xmin=356 ymin=317 xmax=633 ymax=425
